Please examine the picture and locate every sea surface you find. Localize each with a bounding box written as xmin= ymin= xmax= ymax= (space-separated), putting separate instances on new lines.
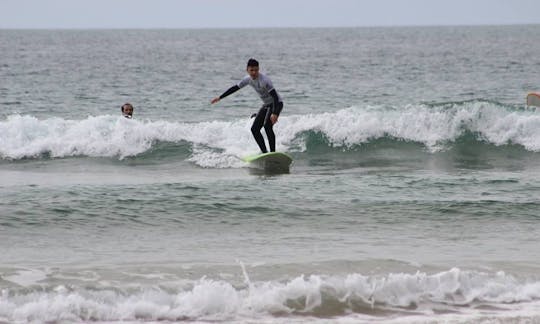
xmin=1 ymin=26 xmax=540 ymax=323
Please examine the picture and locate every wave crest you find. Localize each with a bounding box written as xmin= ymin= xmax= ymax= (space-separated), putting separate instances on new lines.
xmin=1 ymin=101 xmax=539 ymax=167
xmin=2 ymin=268 xmax=540 ymax=322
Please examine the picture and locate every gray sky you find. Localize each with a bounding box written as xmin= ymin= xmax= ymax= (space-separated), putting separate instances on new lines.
xmin=0 ymin=0 xmax=539 ymax=29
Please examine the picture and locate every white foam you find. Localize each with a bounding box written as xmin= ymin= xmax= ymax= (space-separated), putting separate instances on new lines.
xmin=2 ymin=102 xmax=540 ymax=167
xmin=277 ymin=102 xmax=540 ymax=152
xmin=2 ymin=268 xmax=540 ymax=322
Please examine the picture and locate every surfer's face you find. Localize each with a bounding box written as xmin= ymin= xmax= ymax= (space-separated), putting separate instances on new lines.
xmin=247 ymin=66 xmax=259 ymax=79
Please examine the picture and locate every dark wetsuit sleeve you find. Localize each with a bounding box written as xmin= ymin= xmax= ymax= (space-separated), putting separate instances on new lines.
xmin=219 ymin=85 xmax=240 ymax=100
xmin=269 ymin=89 xmax=281 ymax=115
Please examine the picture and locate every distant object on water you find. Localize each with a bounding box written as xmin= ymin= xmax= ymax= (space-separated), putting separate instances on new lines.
xmin=526 ymin=93 xmax=540 ymax=107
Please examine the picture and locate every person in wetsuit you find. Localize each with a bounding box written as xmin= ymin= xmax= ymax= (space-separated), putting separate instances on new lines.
xmin=121 ymin=103 xmax=134 ymax=119
xmin=211 ymin=59 xmax=283 ymax=153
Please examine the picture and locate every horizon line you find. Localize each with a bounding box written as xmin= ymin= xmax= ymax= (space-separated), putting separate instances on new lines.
xmin=1 ymin=22 xmax=539 ymax=31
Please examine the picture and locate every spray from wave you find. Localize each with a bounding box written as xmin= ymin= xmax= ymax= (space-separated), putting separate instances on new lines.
xmin=1 ymin=268 xmax=540 ymax=322
xmin=1 ymin=101 xmax=539 ymax=167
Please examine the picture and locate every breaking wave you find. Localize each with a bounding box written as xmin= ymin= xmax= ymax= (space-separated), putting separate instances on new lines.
xmin=1 ymin=101 xmax=539 ymax=168
xmin=2 ymin=268 xmax=540 ymax=322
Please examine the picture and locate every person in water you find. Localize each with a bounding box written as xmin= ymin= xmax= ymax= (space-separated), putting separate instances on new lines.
xmin=211 ymin=58 xmax=283 ymax=153
xmin=121 ymin=103 xmax=134 ymax=119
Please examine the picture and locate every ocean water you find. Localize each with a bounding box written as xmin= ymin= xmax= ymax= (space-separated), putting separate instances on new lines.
xmin=1 ymin=26 xmax=540 ymax=323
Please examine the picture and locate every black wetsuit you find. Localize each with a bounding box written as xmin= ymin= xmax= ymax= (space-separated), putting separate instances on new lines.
xmin=219 ymin=73 xmax=283 ymax=153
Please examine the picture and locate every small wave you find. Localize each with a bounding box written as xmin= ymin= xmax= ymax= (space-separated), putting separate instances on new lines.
xmin=1 ymin=268 xmax=540 ymax=322
xmin=0 ymin=114 xmax=254 ymax=168
xmin=1 ymin=101 xmax=540 ymax=167
xmin=279 ymin=100 xmax=540 ymax=153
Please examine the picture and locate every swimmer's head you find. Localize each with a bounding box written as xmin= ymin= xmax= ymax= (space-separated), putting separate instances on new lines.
xmin=121 ymin=103 xmax=134 ymax=118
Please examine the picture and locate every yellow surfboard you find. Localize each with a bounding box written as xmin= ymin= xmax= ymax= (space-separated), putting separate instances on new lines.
xmin=242 ymin=152 xmax=293 ymax=173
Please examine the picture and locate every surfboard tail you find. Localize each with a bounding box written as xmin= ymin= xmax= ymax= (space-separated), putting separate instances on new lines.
xmin=242 ymin=152 xmax=293 ymax=174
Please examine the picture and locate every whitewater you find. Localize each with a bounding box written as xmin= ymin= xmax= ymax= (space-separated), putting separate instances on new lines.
xmin=2 ymin=101 xmax=540 ymax=164
xmin=3 ymin=267 xmax=540 ymax=323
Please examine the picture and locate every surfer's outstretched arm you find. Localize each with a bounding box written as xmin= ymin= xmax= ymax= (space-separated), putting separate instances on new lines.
xmin=211 ymin=85 xmax=240 ymax=104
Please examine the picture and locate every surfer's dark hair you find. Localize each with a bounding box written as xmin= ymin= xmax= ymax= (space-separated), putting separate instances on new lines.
xmin=121 ymin=103 xmax=133 ymax=112
xmin=247 ymin=58 xmax=259 ymax=68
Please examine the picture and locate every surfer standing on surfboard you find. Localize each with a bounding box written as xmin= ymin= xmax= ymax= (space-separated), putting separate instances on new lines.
xmin=211 ymin=59 xmax=283 ymax=153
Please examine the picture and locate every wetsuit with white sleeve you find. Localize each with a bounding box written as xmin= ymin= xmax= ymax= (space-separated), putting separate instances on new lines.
xmin=218 ymin=73 xmax=283 ymax=153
